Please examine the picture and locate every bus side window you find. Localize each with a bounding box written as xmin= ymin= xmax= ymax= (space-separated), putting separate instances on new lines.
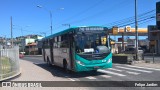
xmin=54 ymin=42 xmax=57 ymax=48
xmin=60 ymin=34 xmax=69 ymax=48
xmin=57 ymin=36 xmax=61 ymax=48
xmin=54 ymin=37 xmax=58 ymax=48
xmin=44 ymin=40 xmax=50 ymax=48
xmin=57 ymin=42 xmax=61 ymax=48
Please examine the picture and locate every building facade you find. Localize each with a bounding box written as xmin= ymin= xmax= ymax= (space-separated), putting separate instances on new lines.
xmin=148 ymin=25 xmax=160 ymax=54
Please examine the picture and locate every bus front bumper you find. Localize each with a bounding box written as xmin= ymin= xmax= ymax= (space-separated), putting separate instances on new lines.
xmin=75 ymin=59 xmax=112 ymax=72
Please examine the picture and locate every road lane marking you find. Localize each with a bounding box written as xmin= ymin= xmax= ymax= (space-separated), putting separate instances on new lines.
xmin=125 ymin=71 xmax=140 ymax=75
xmin=116 ymin=66 xmax=152 ymax=73
xmin=99 ymin=75 xmax=112 ymax=78
xmin=108 ymin=68 xmax=123 ymax=72
xmin=98 ymin=69 xmax=126 ymax=76
xmin=125 ymin=65 xmax=160 ymax=71
xmin=85 ymin=76 xmax=96 ymax=79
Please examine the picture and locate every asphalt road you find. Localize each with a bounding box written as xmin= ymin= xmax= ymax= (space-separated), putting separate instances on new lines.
xmin=21 ymin=56 xmax=160 ymax=90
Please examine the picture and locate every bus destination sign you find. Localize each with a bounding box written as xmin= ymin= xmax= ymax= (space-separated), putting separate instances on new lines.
xmin=79 ymin=27 xmax=107 ymax=31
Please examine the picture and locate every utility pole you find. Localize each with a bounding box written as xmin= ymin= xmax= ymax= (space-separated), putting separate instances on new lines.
xmin=11 ymin=16 xmax=13 ymax=48
xmin=135 ymin=0 xmax=138 ymax=60
xmin=50 ymin=11 xmax=53 ymax=35
xmin=122 ymin=33 xmax=124 ymax=52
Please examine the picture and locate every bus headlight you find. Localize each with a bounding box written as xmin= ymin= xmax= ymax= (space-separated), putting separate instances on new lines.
xmin=107 ymin=58 xmax=112 ymax=63
xmin=102 ymin=60 xmax=107 ymax=62
xmin=76 ymin=60 xmax=85 ymax=66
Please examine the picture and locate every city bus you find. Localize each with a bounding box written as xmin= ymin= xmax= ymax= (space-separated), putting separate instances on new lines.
xmin=42 ymin=26 xmax=112 ymax=72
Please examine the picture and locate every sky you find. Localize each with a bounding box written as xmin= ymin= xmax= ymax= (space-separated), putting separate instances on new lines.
xmin=0 ymin=0 xmax=158 ymax=38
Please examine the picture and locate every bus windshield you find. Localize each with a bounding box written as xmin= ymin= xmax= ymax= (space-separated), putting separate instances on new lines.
xmin=75 ymin=30 xmax=110 ymax=55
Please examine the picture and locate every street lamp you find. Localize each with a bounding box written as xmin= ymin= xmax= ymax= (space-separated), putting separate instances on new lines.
xmin=37 ymin=5 xmax=64 ymax=35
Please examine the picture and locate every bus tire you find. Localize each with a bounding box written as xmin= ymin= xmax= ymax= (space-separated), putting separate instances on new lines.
xmin=47 ymin=56 xmax=51 ymax=66
xmin=92 ymin=70 xmax=98 ymax=73
xmin=63 ymin=59 xmax=68 ymax=72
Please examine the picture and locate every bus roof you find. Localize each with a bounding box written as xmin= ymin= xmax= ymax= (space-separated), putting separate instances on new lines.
xmin=42 ymin=26 xmax=108 ymax=41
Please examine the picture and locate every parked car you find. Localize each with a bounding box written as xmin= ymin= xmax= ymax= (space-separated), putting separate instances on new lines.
xmin=124 ymin=47 xmax=143 ymax=54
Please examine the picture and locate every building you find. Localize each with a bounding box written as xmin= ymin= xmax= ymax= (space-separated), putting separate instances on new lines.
xmin=148 ymin=25 xmax=160 ymax=54
xmin=111 ymin=42 xmax=127 ymax=54
xmin=0 ymin=35 xmax=43 ymax=54
xmin=127 ymin=38 xmax=149 ymax=52
xmin=20 ymin=35 xmax=43 ymax=55
xmin=147 ymin=2 xmax=160 ymax=54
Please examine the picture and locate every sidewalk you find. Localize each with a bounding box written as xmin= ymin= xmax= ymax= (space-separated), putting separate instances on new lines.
xmin=1 ymin=59 xmax=89 ymax=90
xmin=10 ymin=59 xmax=68 ymax=81
xmin=133 ymin=62 xmax=160 ymax=69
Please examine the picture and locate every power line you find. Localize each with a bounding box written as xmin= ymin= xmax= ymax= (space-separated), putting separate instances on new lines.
xmin=55 ymin=0 xmax=105 ymax=25
xmin=67 ymin=0 xmax=130 ymax=25
xmin=137 ymin=18 xmax=155 ymax=26
xmin=132 ymin=18 xmax=155 ymax=27
xmin=118 ymin=15 xmax=155 ymax=27
xmin=104 ymin=9 xmax=155 ymax=28
xmin=42 ymin=0 xmax=105 ymax=33
xmin=105 ymin=10 xmax=155 ymax=26
xmin=103 ymin=10 xmax=155 ymax=28
xmin=52 ymin=0 xmax=130 ymax=30
xmin=117 ymin=14 xmax=155 ymax=27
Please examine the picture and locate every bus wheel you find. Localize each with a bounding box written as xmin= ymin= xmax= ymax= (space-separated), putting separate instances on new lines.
xmin=92 ymin=70 xmax=98 ymax=73
xmin=63 ymin=59 xmax=68 ymax=72
xmin=47 ymin=56 xmax=51 ymax=66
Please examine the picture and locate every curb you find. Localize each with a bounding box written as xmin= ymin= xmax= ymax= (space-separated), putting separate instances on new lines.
xmin=0 ymin=68 xmax=21 ymax=81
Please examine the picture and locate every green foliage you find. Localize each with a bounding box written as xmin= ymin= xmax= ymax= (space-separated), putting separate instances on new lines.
xmin=0 ymin=57 xmax=16 ymax=79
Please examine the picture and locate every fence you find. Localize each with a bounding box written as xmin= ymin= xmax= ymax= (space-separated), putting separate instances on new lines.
xmin=0 ymin=46 xmax=20 ymax=81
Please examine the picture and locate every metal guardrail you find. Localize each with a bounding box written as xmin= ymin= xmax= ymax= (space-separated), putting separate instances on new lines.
xmin=0 ymin=46 xmax=20 ymax=81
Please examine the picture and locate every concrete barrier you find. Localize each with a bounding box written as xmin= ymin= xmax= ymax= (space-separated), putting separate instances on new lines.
xmin=112 ymin=54 xmax=144 ymax=64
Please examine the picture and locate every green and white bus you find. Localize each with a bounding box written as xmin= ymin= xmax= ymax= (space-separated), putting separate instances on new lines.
xmin=42 ymin=26 xmax=112 ymax=72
